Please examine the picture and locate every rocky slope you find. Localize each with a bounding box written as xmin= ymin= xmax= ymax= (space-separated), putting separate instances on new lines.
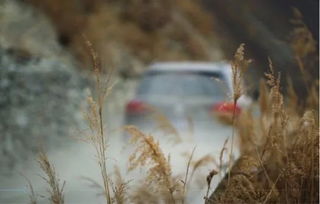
xmin=0 ymin=0 xmax=88 ymax=172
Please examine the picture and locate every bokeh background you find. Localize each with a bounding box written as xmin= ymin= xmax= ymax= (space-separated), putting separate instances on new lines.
xmin=0 ymin=0 xmax=318 ymax=203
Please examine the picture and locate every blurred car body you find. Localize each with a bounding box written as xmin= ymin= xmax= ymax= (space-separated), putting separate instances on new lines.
xmin=124 ymin=62 xmax=250 ymax=136
xmin=123 ymin=62 xmax=246 ymax=200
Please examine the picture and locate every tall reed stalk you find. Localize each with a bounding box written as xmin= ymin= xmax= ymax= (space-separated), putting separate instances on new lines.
xmin=83 ymin=37 xmax=114 ymax=204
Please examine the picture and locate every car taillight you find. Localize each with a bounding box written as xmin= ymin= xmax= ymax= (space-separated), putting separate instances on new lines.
xmin=126 ymin=100 xmax=149 ymax=114
xmin=212 ymin=102 xmax=241 ymax=115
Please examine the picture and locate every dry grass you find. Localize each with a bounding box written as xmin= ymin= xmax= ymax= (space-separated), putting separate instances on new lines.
xmin=151 ymin=108 xmax=182 ymax=144
xmin=290 ymin=8 xmax=317 ymax=74
xmin=29 ymin=46 xmax=318 ymax=203
xmin=228 ymin=43 xmax=251 ymax=183
xmin=205 ymin=169 xmax=219 ymax=201
xmin=81 ymin=38 xmax=114 ymax=203
xmin=124 ymin=125 xmax=182 ymax=203
xmin=206 ymin=18 xmax=318 ymax=202
xmin=110 ymin=167 xmax=129 ymax=204
xmin=28 ymin=44 xmax=317 ymax=203
xmin=23 ymin=175 xmax=37 ymax=204
xmin=38 ymin=151 xmax=65 ymax=204
xmin=181 ymin=147 xmax=196 ymax=204
xmin=231 ymin=43 xmax=251 ymax=104
xmin=207 ymin=50 xmax=319 ymax=203
xmin=26 ymin=15 xmax=318 ymax=202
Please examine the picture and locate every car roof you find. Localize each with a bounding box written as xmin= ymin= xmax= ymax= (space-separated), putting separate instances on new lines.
xmin=147 ymin=61 xmax=233 ymax=91
xmin=148 ymin=61 xmax=231 ymax=73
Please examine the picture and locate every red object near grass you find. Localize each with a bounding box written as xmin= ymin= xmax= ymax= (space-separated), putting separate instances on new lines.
xmin=212 ymin=102 xmax=241 ymax=115
xmin=126 ymin=100 xmax=149 ymax=114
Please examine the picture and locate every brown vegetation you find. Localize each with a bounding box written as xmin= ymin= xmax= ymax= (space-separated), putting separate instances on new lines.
xmin=26 ymin=27 xmax=318 ymax=203
xmin=27 ymin=45 xmax=318 ymax=203
xmin=26 ymin=0 xmax=222 ymax=75
xmin=207 ymin=53 xmax=319 ymax=203
xmin=125 ymin=126 xmax=182 ymax=203
xmin=38 ymin=151 xmax=65 ymax=204
xmin=81 ymin=39 xmax=114 ymax=203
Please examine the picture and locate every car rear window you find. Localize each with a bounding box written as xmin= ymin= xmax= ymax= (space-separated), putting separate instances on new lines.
xmin=137 ymin=71 xmax=228 ymax=99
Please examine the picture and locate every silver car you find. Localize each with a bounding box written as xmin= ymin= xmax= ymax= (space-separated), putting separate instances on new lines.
xmin=124 ymin=62 xmax=245 ymax=139
xmin=123 ymin=62 xmax=249 ymax=201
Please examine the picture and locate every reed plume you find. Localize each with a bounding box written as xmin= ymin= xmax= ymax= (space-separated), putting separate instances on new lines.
xmin=82 ymin=37 xmax=114 ymax=204
xmin=38 ymin=151 xmax=65 ymax=204
xmin=125 ymin=125 xmax=181 ymax=203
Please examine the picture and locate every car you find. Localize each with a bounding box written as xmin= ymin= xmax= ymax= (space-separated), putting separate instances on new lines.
xmin=124 ymin=61 xmax=250 ymax=135
xmin=123 ymin=62 xmax=248 ymax=201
